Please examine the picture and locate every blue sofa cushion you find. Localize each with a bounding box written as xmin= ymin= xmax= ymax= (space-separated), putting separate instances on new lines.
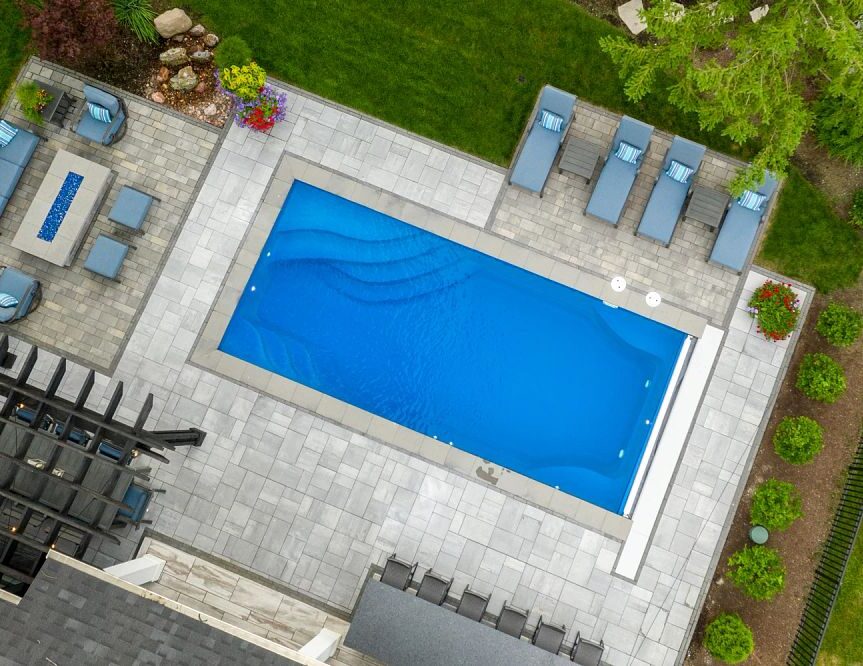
xmin=0 ymin=120 xmax=17 ymax=147
xmin=0 ymin=162 xmax=23 ymax=199
xmin=109 ymin=186 xmax=153 ymax=230
xmin=614 ymin=141 xmax=641 ymax=165
xmin=0 ymin=124 xmax=39 ymax=167
xmin=666 ymin=159 xmax=694 ymax=183
xmin=83 ymin=84 xmax=120 ymax=117
xmin=539 ymin=109 xmax=564 ymax=132
xmin=84 ymin=234 xmax=129 ymax=279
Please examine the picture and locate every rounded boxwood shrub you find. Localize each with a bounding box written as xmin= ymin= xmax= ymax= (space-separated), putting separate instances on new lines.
xmin=727 ymin=545 xmax=786 ymax=601
xmin=750 ymin=479 xmax=802 ymax=531
xmin=746 ymin=280 xmax=800 ymax=341
xmin=214 ymin=35 xmax=253 ymax=70
xmin=773 ymin=415 xmax=824 ymax=464
xmin=851 ymin=189 xmax=863 ymax=229
xmin=703 ymin=613 xmax=754 ymax=664
xmin=816 ymin=302 xmax=863 ymax=347
xmin=796 ymin=353 xmax=847 ymax=403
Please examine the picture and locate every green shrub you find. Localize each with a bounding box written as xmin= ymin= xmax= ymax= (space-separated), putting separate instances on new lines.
xmin=773 ymin=415 xmax=824 ymax=464
xmin=703 ymin=613 xmax=754 ymax=664
xmin=815 ymin=95 xmax=863 ymax=167
xmin=727 ymin=545 xmax=786 ymax=601
xmin=750 ymin=479 xmax=802 ymax=531
xmin=214 ymin=35 xmax=253 ymax=70
xmin=817 ymin=302 xmax=863 ymax=347
xmin=218 ymin=62 xmax=266 ymax=101
xmin=747 ymin=280 xmax=800 ymax=341
xmin=796 ymin=353 xmax=847 ymax=403
xmin=112 ymin=0 xmax=157 ymax=43
xmin=15 ymin=81 xmax=52 ymax=125
xmin=850 ymin=189 xmax=863 ymax=229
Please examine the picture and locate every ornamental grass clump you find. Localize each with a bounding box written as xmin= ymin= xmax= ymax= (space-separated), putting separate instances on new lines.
xmin=746 ymin=280 xmax=800 ymax=341
xmin=112 ymin=0 xmax=157 ymax=43
xmin=816 ymin=302 xmax=863 ymax=347
xmin=703 ymin=613 xmax=754 ymax=664
xmin=750 ymin=479 xmax=802 ymax=531
xmin=773 ymin=415 xmax=823 ymax=464
xmin=727 ymin=545 xmax=786 ymax=601
xmin=796 ymin=353 xmax=847 ymax=403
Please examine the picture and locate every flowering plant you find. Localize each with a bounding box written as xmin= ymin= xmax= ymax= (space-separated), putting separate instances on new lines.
xmin=746 ymin=280 xmax=800 ymax=341
xmin=234 ymin=84 xmax=287 ymax=132
xmin=218 ymin=62 xmax=267 ymax=101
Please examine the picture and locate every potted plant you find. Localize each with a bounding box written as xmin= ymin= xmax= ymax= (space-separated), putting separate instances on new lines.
xmin=745 ymin=279 xmax=800 ymax=341
xmin=16 ymin=81 xmax=53 ymax=125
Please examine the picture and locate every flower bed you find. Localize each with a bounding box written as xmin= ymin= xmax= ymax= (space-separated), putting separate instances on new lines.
xmin=747 ymin=280 xmax=801 ymax=341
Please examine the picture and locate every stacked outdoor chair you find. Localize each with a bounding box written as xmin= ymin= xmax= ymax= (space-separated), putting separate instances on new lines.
xmin=636 ymin=136 xmax=707 ymax=246
xmin=709 ymin=171 xmax=779 ymax=273
xmin=532 ymin=616 xmax=566 ymax=655
xmin=571 ymin=631 xmax=605 ymax=665
xmin=495 ymin=601 xmax=529 ymax=638
xmin=0 ymin=120 xmax=39 ymax=219
xmin=585 ymin=116 xmax=654 ymax=225
xmin=416 ymin=570 xmax=452 ymax=606
xmin=380 ymin=553 xmax=417 ymax=591
xmin=510 ymin=85 xmax=578 ymax=196
xmin=455 ymin=586 xmax=489 ymax=622
xmin=0 ymin=267 xmax=41 ymax=323
xmin=75 ymin=84 xmax=126 ymax=146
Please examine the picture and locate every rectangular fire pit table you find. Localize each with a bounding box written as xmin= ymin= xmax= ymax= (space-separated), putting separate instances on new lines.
xmin=11 ymin=149 xmax=112 ymax=266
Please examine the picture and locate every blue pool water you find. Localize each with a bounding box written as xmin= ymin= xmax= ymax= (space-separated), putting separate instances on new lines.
xmin=220 ymin=182 xmax=687 ymax=514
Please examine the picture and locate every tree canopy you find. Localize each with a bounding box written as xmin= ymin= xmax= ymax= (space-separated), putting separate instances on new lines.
xmin=600 ymin=0 xmax=863 ymax=192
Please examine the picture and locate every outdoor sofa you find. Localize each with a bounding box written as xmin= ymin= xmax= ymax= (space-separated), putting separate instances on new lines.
xmin=585 ymin=116 xmax=654 ymax=225
xmin=509 ymin=85 xmax=577 ymax=195
xmin=75 ymin=84 xmax=126 ymax=146
xmin=0 ymin=121 xmax=39 ymax=219
xmin=0 ymin=267 xmax=41 ymax=324
xmin=636 ymin=136 xmax=707 ymax=245
xmin=709 ymin=171 xmax=779 ymax=273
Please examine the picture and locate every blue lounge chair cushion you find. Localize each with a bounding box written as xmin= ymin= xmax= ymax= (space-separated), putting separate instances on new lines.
xmin=510 ymin=85 xmax=577 ymax=193
xmin=117 ymin=484 xmax=151 ymax=522
xmin=614 ymin=141 xmax=641 ymax=164
xmin=637 ymin=136 xmax=707 ymax=244
xmin=666 ymin=159 xmax=694 ymax=183
xmin=0 ymin=266 xmax=39 ymax=322
xmin=539 ymin=109 xmax=564 ymax=132
xmin=109 ymin=186 xmax=153 ymax=231
xmin=0 ymin=120 xmax=17 ymax=147
xmin=0 ymin=123 xmax=39 ymax=167
xmin=84 ymin=235 xmax=129 ymax=280
xmin=585 ymin=116 xmax=654 ymax=225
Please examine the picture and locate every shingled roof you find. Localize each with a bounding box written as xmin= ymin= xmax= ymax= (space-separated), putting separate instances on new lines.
xmin=0 ymin=555 xmax=308 ymax=665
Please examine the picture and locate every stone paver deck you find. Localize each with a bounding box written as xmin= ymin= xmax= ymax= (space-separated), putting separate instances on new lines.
xmin=0 ymin=59 xmax=219 ymax=372
xmin=494 ymin=103 xmax=749 ymax=327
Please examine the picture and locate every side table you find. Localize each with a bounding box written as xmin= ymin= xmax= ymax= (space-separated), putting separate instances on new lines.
xmin=38 ymin=83 xmax=72 ymax=128
xmin=685 ymin=185 xmax=731 ymax=230
xmin=559 ymin=137 xmax=602 ymax=184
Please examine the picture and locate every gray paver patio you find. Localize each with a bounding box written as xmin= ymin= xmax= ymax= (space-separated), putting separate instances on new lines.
xmin=1 ymin=68 xmax=810 ymax=665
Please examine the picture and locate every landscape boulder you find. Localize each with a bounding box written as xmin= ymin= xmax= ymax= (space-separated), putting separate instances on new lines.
xmin=151 ymin=92 xmax=166 ymax=104
xmin=203 ymin=33 xmax=220 ymax=48
xmin=159 ymin=47 xmax=189 ymax=68
xmin=189 ymin=24 xmax=206 ymax=37
xmin=170 ymin=66 xmax=198 ymax=92
xmin=190 ymin=50 xmax=212 ymax=64
xmin=154 ymin=8 xmax=193 ymax=39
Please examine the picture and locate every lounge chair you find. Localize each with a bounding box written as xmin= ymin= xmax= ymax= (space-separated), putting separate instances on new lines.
xmin=456 ymin=586 xmax=489 ymax=622
xmin=509 ymin=85 xmax=577 ymax=195
xmin=709 ymin=171 xmax=779 ymax=273
xmin=75 ymin=84 xmax=126 ymax=146
xmin=636 ymin=136 xmax=707 ymax=245
xmin=380 ymin=554 xmax=417 ymax=591
xmin=0 ymin=267 xmax=41 ymax=323
xmin=416 ymin=570 xmax=452 ymax=605
xmin=585 ymin=116 xmax=654 ymax=225
xmin=532 ymin=616 xmax=566 ymax=655
xmin=0 ymin=121 xmax=39 ymax=219
xmin=109 ymin=186 xmax=155 ymax=232
xmin=84 ymin=234 xmax=130 ymax=281
xmin=571 ymin=631 xmax=604 ymax=665
xmin=496 ymin=601 xmax=528 ymax=639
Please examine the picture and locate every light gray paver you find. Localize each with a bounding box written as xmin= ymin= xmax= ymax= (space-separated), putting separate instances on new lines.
xmin=1 ymin=69 xmax=811 ymax=665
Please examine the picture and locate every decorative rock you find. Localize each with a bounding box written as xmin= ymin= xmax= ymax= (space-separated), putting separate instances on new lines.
xmin=171 ymin=34 xmax=186 ymax=43
xmin=189 ymin=24 xmax=206 ymax=37
xmin=203 ymin=33 xmax=219 ymax=48
xmin=159 ymin=47 xmax=189 ymax=68
xmin=150 ymin=92 xmax=166 ymax=104
xmin=169 ymin=66 xmax=198 ymax=92
xmin=156 ymin=66 xmax=170 ymax=82
xmin=190 ymin=50 xmax=212 ymax=64
xmin=202 ymin=103 xmax=218 ymax=116
xmin=194 ymin=82 xmax=207 ymax=94
xmin=154 ymin=8 xmax=193 ymax=39
xmin=617 ymin=0 xmax=647 ymax=35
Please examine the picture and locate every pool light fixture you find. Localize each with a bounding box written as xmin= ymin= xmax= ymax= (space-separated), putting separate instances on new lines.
xmin=646 ymin=291 xmax=662 ymax=308
xmin=611 ymin=276 xmax=627 ymax=293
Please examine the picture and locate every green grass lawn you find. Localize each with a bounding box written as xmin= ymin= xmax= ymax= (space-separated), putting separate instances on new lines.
xmin=0 ymin=0 xmax=28 ymax=105
xmin=758 ymin=167 xmax=863 ymax=292
xmin=818 ymin=531 xmax=863 ymax=664
xmin=182 ymin=0 xmax=743 ymax=165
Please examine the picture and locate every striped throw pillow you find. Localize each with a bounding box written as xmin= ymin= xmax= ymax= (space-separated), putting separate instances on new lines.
xmin=539 ymin=109 xmax=564 ymax=133
xmin=738 ymin=190 xmax=767 ymax=212
xmin=666 ymin=159 xmax=694 ymax=184
xmin=614 ymin=141 xmax=642 ymax=165
xmin=0 ymin=120 xmax=17 ymax=148
xmin=0 ymin=293 xmax=18 ymax=308
xmin=88 ymin=102 xmax=112 ymax=124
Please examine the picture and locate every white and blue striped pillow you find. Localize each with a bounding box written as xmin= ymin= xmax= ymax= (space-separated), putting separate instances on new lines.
xmin=539 ymin=109 xmax=564 ymax=133
xmin=666 ymin=159 xmax=694 ymax=184
xmin=0 ymin=120 xmax=17 ymax=148
xmin=88 ymin=102 xmax=112 ymax=124
xmin=738 ymin=189 xmax=767 ymax=211
xmin=614 ymin=141 xmax=642 ymax=165
xmin=0 ymin=293 xmax=18 ymax=308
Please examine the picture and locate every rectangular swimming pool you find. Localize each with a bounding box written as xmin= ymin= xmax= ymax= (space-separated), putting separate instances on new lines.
xmin=220 ymin=181 xmax=688 ymax=514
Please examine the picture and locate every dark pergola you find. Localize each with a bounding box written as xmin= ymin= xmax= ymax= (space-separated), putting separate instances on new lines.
xmin=0 ymin=335 xmax=206 ymax=594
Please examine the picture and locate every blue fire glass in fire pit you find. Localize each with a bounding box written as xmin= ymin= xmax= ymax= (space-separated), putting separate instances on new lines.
xmin=37 ymin=172 xmax=84 ymax=242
